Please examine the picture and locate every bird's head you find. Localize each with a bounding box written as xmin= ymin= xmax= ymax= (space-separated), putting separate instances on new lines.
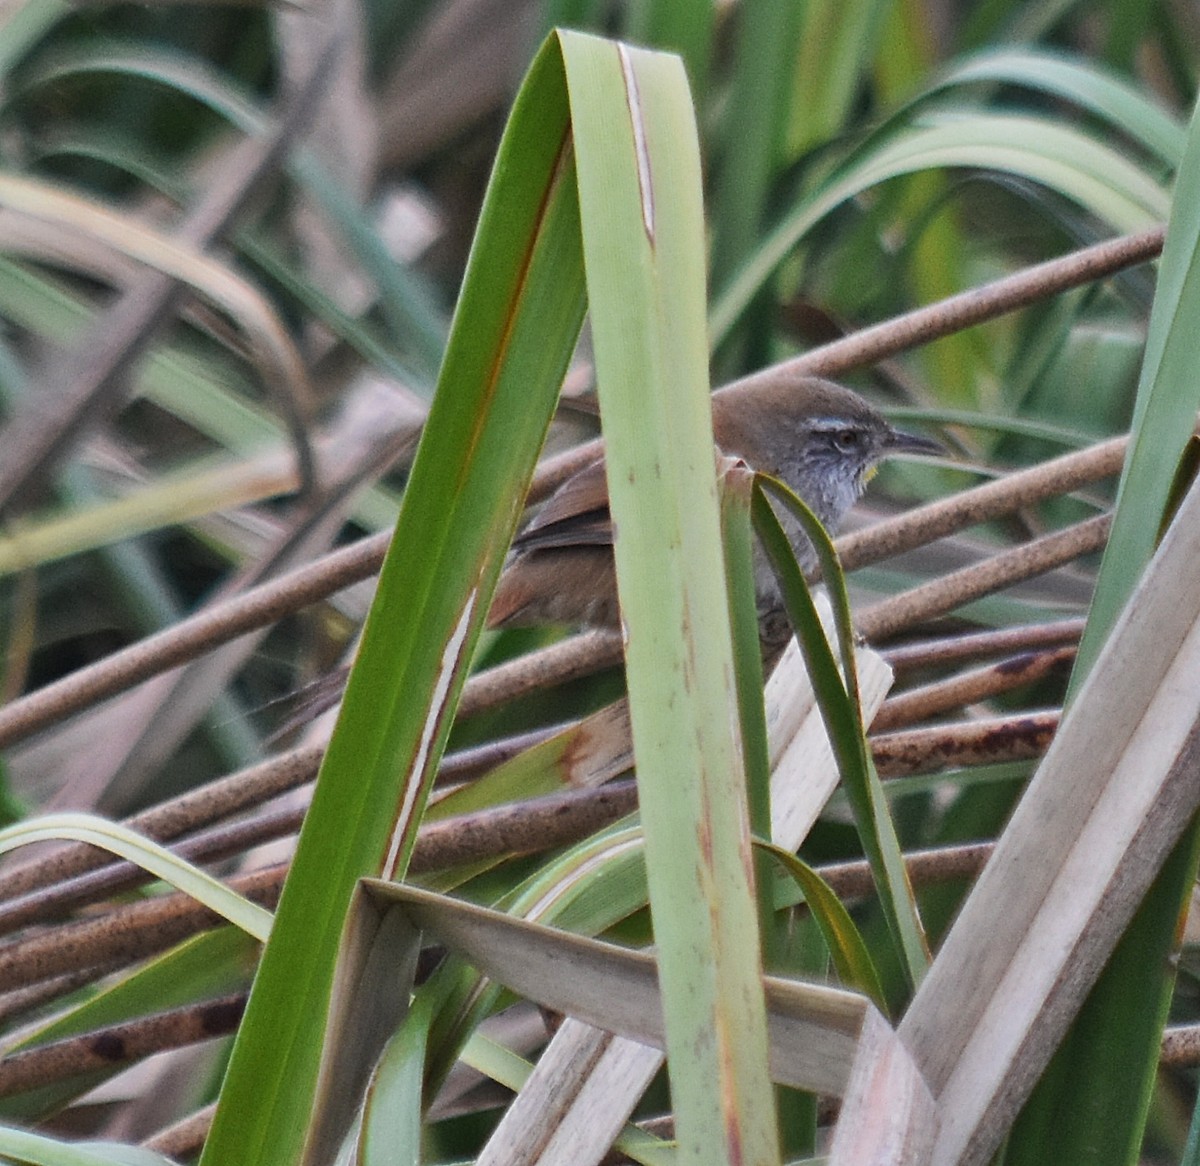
xmin=712 ymin=374 xmax=942 ymax=531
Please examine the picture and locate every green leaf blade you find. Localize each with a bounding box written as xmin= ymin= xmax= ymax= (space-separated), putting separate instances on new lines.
xmin=561 ymin=30 xmax=780 ymax=1166
xmin=198 ymin=37 xmax=587 ymax=1166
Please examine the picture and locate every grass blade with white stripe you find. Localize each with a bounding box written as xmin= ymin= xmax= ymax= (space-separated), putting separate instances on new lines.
xmin=562 ymin=31 xmax=780 ymax=1166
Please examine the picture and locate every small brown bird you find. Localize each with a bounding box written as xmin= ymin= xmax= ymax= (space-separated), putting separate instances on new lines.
xmin=273 ymin=374 xmax=940 ymax=736
xmin=488 ymin=374 xmax=941 ymax=634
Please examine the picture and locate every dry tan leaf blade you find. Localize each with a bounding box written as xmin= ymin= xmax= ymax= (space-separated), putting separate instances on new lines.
xmin=888 ymin=468 xmax=1200 ymax=1166
xmin=357 ymin=880 xmax=870 ymax=1096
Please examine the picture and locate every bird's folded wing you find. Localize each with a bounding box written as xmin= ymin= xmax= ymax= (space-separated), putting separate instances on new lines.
xmin=513 ymin=459 xmax=615 ymax=551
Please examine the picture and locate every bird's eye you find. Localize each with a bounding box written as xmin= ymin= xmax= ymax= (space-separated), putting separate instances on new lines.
xmin=832 ymin=429 xmax=864 ymax=452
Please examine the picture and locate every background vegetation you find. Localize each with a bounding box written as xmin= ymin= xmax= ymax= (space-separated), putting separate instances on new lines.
xmin=0 ymin=0 xmax=1197 ymax=1163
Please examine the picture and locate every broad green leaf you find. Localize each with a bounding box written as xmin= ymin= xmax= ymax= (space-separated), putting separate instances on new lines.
xmin=199 ymin=34 xmax=586 ymax=1166
xmin=563 ymin=31 xmax=780 ymax=1166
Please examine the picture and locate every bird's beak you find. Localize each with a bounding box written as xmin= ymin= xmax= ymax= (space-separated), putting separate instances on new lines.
xmin=884 ymin=427 xmax=944 ymax=458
